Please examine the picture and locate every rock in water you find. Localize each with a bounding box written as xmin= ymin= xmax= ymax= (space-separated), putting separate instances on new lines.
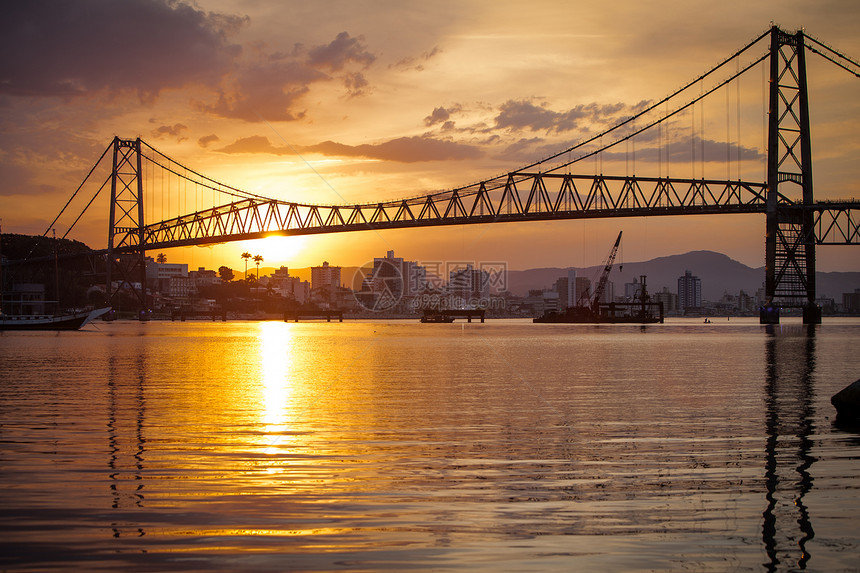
xmin=831 ymin=379 xmax=860 ymax=421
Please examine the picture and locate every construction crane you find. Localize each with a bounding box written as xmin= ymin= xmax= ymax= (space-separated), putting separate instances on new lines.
xmin=577 ymin=231 xmax=623 ymax=311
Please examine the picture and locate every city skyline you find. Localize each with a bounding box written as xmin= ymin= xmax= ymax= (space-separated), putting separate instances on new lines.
xmin=143 ymin=244 xmax=859 ymax=302
xmin=2 ymin=1 xmax=859 ymax=274
xmin=141 ymin=249 xmax=860 ymax=316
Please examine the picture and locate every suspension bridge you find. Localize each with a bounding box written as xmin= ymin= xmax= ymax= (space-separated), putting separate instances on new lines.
xmin=26 ymin=26 xmax=860 ymax=323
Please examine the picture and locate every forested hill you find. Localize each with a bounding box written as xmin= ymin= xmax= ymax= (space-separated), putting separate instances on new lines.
xmin=0 ymin=233 xmax=92 ymax=261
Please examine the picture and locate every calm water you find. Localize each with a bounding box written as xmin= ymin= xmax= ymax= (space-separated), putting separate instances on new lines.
xmin=1 ymin=318 xmax=859 ymax=571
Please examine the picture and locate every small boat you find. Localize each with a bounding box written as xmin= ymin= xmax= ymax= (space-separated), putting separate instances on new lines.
xmin=0 ymin=307 xmax=111 ymax=331
xmin=420 ymin=313 xmax=455 ymax=323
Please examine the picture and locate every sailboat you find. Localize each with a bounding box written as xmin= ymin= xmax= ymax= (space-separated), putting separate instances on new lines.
xmin=0 ymin=306 xmax=111 ymax=331
xmin=0 ymin=226 xmax=111 ymax=331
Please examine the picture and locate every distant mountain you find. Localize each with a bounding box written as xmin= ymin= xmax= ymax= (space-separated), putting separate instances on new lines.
xmin=246 ymin=253 xmax=859 ymax=302
xmin=507 ymin=250 xmax=860 ymax=301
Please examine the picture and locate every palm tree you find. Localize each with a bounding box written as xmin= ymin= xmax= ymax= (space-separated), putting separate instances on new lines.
xmin=253 ymin=254 xmax=263 ymax=281
xmin=156 ymin=253 xmax=167 ymax=264
xmin=241 ymin=252 xmax=251 ymax=281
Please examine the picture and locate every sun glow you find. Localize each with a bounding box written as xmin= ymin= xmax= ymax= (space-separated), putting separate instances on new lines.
xmin=243 ymin=235 xmax=308 ymax=268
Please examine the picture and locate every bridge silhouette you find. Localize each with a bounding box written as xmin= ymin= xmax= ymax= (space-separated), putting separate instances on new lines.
xmin=40 ymin=26 xmax=860 ymax=323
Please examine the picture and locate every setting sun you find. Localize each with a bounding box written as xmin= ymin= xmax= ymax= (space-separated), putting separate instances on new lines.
xmin=241 ymin=235 xmax=308 ymax=269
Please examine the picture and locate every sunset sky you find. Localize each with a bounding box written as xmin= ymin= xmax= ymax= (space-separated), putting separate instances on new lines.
xmin=2 ymin=0 xmax=859 ymax=274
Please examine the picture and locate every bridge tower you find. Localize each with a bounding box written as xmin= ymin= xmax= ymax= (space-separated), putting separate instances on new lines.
xmin=764 ymin=26 xmax=820 ymax=324
xmin=106 ymin=137 xmax=149 ymax=316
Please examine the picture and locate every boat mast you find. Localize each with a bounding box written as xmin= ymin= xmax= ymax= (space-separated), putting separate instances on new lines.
xmin=53 ymin=228 xmax=60 ymax=311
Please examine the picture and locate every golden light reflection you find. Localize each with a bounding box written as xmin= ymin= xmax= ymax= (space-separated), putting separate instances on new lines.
xmin=258 ymin=321 xmax=296 ymax=460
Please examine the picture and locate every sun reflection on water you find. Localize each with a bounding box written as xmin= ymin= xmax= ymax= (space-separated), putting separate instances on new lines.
xmin=258 ymin=321 xmax=296 ymax=460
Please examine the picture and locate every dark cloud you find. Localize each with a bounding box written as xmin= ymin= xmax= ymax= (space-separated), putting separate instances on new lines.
xmin=343 ymin=72 xmax=370 ymax=98
xmin=308 ymin=32 xmax=376 ymax=71
xmin=151 ymin=123 xmax=188 ymax=140
xmin=495 ymin=137 xmax=545 ymax=161
xmin=0 ymin=4 xmax=376 ymax=122
xmin=198 ymin=60 xmax=321 ymax=122
xmin=424 ymin=104 xmax=465 ymax=130
xmin=215 ymin=135 xmax=288 ymax=155
xmin=600 ymin=136 xmax=764 ymax=163
xmin=0 ymin=0 xmax=245 ymax=99
xmin=424 ymin=106 xmax=451 ymax=127
xmin=198 ymin=32 xmax=375 ymax=121
xmin=494 ymin=100 xmax=636 ymax=134
xmin=306 ymin=32 xmax=375 ymax=96
xmin=198 ymin=134 xmax=221 ymax=148
xmin=495 ymin=100 xmax=571 ymax=132
xmin=215 ymin=134 xmax=482 ymax=163
xmin=493 ymin=137 xmax=570 ymax=163
xmin=303 ymin=136 xmax=482 ymax=163
xmin=390 ymin=46 xmax=442 ymax=71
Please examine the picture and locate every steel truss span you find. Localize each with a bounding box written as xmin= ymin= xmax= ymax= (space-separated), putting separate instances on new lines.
xmin=127 ymin=174 xmax=770 ymax=251
xmin=808 ymin=203 xmax=860 ymax=245
xmin=34 ymin=25 xmax=858 ymax=323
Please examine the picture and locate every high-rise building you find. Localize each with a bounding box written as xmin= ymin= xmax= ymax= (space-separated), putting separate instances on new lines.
xmin=311 ymin=261 xmax=341 ymax=291
xmin=367 ymin=250 xmax=404 ymax=299
xmin=554 ymin=277 xmax=569 ymax=309
xmin=311 ymin=261 xmax=342 ymax=304
xmin=368 ymin=251 xmax=426 ymax=296
xmin=566 ymin=269 xmax=577 ymax=307
xmin=654 ymin=287 xmax=678 ymax=313
xmin=678 ymin=270 xmax=702 ymax=310
xmin=449 ymin=264 xmax=489 ymax=300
